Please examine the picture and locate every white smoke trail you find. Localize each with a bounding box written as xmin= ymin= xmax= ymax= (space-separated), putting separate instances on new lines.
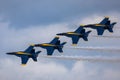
xmin=90 ymin=35 xmax=120 ymax=38
xmin=39 ymin=55 xmax=120 ymax=63
xmin=67 ymin=46 xmax=120 ymax=52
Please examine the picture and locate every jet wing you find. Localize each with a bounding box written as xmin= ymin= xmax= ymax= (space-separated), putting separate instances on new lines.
xmin=50 ymin=36 xmax=59 ymax=44
xmin=96 ymin=27 xmax=105 ymax=35
xmin=21 ymin=56 xmax=29 ymax=65
xmin=99 ymin=17 xmax=109 ymax=25
xmin=24 ymin=46 xmax=34 ymax=53
xmin=72 ymin=36 xmax=80 ymax=44
xmin=46 ymin=47 xmax=54 ymax=55
xmin=74 ymin=26 xmax=83 ymax=33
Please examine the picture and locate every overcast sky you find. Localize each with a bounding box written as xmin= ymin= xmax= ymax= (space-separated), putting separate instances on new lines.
xmin=0 ymin=0 xmax=120 ymax=80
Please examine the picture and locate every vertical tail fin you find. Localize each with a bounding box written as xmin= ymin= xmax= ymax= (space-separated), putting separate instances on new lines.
xmin=50 ymin=36 xmax=60 ymax=44
xmin=32 ymin=51 xmax=41 ymax=62
xmin=82 ymin=30 xmax=92 ymax=41
xmin=74 ymin=27 xmax=83 ymax=33
xmin=80 ymin=29 xmax=85 ymax=34
xmin=108 ymin=22 xmax=117 ymax=32
xmin=57 ymin=42 xmax=67 ymax=53
xmin=99 ymin=17 xmax=109 ymax=24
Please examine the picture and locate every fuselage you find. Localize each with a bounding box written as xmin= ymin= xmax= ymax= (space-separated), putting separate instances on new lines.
xmin=57 ymin=32 xmax=83 ymax=37
xmin=7 ymin=51 xmax=32 ymax=57
xmin=34 ymin=43 xmax=60 ymax=49
xmin=83 ymin=24 xmax=108 ymax=29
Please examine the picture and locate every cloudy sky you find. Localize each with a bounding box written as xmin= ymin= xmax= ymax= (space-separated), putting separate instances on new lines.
xmin=0 ymin=0 xmax=120 ymax=80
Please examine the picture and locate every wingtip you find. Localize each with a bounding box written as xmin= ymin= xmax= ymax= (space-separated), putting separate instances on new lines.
xmin=80 ymin=24 xmax=85 ymax=26
xmin=72 ymin=44 xmax=77 ymax=46
xmin=55 ymin=36 xmax=60 ymax=38
xmin=30 ymin=44 xmax=35 ymax=46
xmin=47 ymin=55 xmax=52 ymax=56
xmin=21 ymin=64 xmax=26 ymax=66
xmin=104 ymin=16 xmax=109 ymax=18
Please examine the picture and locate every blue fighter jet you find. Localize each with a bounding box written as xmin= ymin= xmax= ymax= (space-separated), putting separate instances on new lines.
xmin=81 ymin=17 xmax=117 ymax=35
xmin=6 ymin=45 xmax=41 ymax=66
xmin=33 ymin=36 xmax=67 ymax=55
xmin=57 ymin=27 xmax=91 ymax=45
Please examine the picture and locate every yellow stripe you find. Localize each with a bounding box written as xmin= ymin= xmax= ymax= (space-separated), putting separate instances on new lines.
xmin=21 ymin=64 xmax=26 ymax=66
xmin=80 ymin=24 xmax=85 ymax=26
xmin=16 ymin=52 xmax=31 ymax=55
xmin=95 ymin=24 xmax=105 ymax=26
xmin=67 ymin=32 xmax=80 ymax=35
xmin=72 ymin=44 xmax=77 ymax=46
xmin=17 ymin=52 xmax=25 ymax=54
xmin=105 ymin=16 xmax=109 ymax=18
xmin=55 ymin=36 xmax=60 ymax=38
xmin=30 ymin=44 xmax=35 ymax=46
xmin=41 ymin=44 xmax=55 ymax=47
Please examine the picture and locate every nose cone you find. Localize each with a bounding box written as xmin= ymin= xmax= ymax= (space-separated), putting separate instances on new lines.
xmin=56 ymin=33 xmax=65 ymax=35
xmin=6 ymin=52 xmax=16 ymax=55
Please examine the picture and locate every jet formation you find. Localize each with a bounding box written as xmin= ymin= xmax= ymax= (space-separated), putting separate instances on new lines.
xmin=6 ymin=16 xmax=117 ymax=65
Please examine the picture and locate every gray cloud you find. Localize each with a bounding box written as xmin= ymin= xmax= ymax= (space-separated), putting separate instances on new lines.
xmin=0 ymin=58 xmax=120 ymax=80
xmin=0 ymin=0 xmax=120 ymax=27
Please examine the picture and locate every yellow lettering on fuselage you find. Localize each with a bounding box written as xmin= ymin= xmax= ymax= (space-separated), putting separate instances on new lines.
xmin=41 ymin=44 xmax=55 ymax=47
xmin=95 ymin=24 xmax=105 ymax=26
xmin=67 ymin=32 xmax=80 ymax=35
xmin=16 ymin=52 xmax=31 ymax=55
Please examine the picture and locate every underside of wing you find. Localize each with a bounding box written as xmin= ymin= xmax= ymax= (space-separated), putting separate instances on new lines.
xmin=46 ymin=47 xmax=54 ymax=55
xmin=96 ymin=27 xmax=104 ymax=35
xmin=71 ymin=36 xmax=80 ymax=45
xmin=21 ymin=56 xmax=29 ymax=65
